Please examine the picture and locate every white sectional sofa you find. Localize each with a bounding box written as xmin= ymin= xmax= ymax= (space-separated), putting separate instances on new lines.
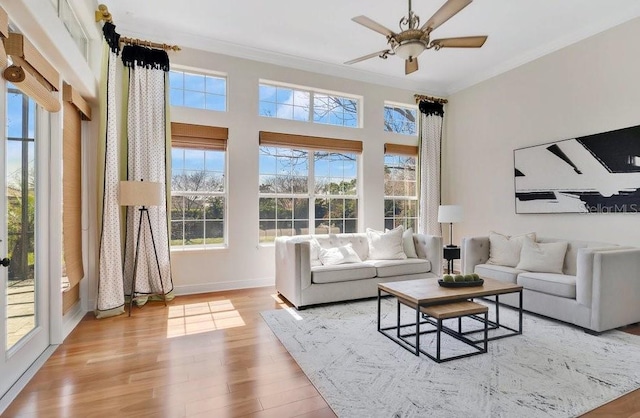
xmin=461 ymin=233 xmax=640 ymax=333
xmin=275 ymin=232 xmax=443 ymax=309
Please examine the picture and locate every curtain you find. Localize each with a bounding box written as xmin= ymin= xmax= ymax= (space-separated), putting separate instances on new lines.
xmin=122 ymin=45 xmax=174 ymax=302
xmin=96 ymin=23 xmax=125 ymax=318
xmin=418 ymin=100 xmax=444 ymax=236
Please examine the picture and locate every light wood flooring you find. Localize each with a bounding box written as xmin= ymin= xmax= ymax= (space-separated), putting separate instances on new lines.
xmin=3 ymin=287 xmax=640 ymax=417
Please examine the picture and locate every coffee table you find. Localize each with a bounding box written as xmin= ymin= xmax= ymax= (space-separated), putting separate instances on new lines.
xmin=377 ymin=277 xmax=523 ymax=357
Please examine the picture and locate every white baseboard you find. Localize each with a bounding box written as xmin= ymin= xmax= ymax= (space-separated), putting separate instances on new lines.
xmin=85 ymin=278 xmax=276 ymax=313
xmin=62 ymin=302 xmax=89 ymax=341
xmin=0 ymin=345 xmax=57 ymax=415
xmin=172 ymin=278 xmax=274 ymax=296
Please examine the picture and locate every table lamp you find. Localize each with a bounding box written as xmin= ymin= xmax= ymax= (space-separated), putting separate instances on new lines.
xmin=438 ymin=205 xmax=463 ymax=248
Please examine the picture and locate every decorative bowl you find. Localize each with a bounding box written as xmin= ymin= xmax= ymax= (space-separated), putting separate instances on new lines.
xmin=438 ymin=278 xmax=484 ymax=288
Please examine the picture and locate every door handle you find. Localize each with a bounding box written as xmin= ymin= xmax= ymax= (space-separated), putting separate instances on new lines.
xmin=0 ymin=258 xmax=10 ymax=267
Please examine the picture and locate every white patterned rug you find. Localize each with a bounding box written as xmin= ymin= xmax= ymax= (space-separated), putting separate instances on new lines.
xmin=261 ymin=298 xmax=640 ymax=418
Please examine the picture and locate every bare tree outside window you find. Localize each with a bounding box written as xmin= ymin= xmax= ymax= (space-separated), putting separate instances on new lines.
xmin=171 ymin=148 xmax=226 ymax=247
xmin=384 ymin=154 xmax=418 ymax=230
xmin=384 ymin=104 xmax=418 ymax=136
xmin=259 ymin=147 xmax=358 ymax=242
xmin=259 ymin=83 xmax=359 ymax=128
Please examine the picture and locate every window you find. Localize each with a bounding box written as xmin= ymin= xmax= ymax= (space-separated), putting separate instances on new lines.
xmin=169 ymin=70 xmax=227 ymax=111
xmin=259 ymin=82 xmax=359 ymax=128
xmin=170 ymin=123 xmax=228 ymax=248
xmin=384 ymin=144 xmax=418 ymax=230
xmin=384 ymin=102 xmax=418 ymax=136
xmin=58 ymin=0 xmax=89 ymax=59
xmin=258 ymin=132 xmax=361 ymax=242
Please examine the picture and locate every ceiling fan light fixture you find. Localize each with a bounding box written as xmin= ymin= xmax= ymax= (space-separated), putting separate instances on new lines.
xmin=394 ymin=39 xmax=427 ymax=60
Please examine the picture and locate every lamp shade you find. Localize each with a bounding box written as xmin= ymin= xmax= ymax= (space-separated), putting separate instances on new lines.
xmin=437 ymin=205 xmax=463 ymax=223
xmin=119 ymin=181 xmax=163 ymax=207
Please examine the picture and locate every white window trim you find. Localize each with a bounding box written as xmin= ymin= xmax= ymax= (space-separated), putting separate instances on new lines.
xmin=383 ymin=101 xmax=419 ymax=137
xmin=258 ymin=148 xmax=360 ymax=246
xmin=258 ymin=80 xmax=362 ymax=128
xmin=169 ymin=66 xmax=229 ymax=112
xmin=170 ymin=148 xmax=228 ymax=250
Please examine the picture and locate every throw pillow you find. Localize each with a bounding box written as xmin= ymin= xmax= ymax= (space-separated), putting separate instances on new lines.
xmin=488 ymin=231 xmax=536 ymax=267
xmin=385 ymin=226 xmax=418 ymax=258
xmin=367 ymin=226 xmax=407 ymax=260
xmin=309 ymin=237 xmax=321 ymax=261
xmin=516 ymin=237 xmax=568 ymax=274
xmin=319 ymin=243 xmax=362 ymax=266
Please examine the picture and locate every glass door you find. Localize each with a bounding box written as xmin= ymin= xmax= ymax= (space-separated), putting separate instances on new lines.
xmin=0 ymin=84 xmax=50 ymax=400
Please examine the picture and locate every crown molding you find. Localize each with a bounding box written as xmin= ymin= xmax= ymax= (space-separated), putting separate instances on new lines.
xmin=115 ymin=24 xmax=448 ymax=97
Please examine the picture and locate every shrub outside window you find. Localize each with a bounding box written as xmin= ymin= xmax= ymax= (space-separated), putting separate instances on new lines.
xmin=171 ymin=148 xmax=226 ymax=248
xmin=259 ymin=146 xmax=358 ymax=243
xmin=384 ymin=152 xmax=418 ymax=230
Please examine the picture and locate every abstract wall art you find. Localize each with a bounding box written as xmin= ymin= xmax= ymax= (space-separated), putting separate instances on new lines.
xmin=514 ymin=124 xmax=640 ymax=214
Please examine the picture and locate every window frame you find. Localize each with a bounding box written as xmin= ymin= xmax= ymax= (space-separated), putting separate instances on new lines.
xmin=170 ymin=123 xmax=229 ymax=250
xmin=384 ymin=146 xmax=419 ymax=231
xmin=258 ymin=80 xmax=362 ymax=128
xmin=169 ymin=66 xmax=228 ymax=112
xmin=383 ymin=101 xmax=418 ymax=137
xmin=258 ymin=142 xmax=360 ymax=244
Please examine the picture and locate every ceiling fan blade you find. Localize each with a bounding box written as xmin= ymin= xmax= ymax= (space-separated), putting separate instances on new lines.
xmin=430 ymin=36 xmax=487 ymax=48
xmin=352 ymin=16 xmax=395 ymax=37
xmin=344 ymin=50 xmax=390 ymax=65
xmin=420 ymin=0 xmax=473 ymax=32
xmin=405 ymin=57 xmax=419 ymax=75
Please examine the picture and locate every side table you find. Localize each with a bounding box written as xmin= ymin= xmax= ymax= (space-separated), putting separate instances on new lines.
xmin=443 ymin=246 xmax=460 ymax=274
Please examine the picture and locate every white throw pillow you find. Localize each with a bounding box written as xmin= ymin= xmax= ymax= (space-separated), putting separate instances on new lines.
xmin=385 ymin=227 xmax=418 ymax=258
xmin=516 ymin=237 xmax=568 ymax=274
xmin=319 ymin=243 xmax=362 ymax=266
xmin=488 ymin=231 xmax=536 ymax=267
xmin=367 ymin=226 xmax=407 ymax=260
xmin=309 ymin=237 xmax=321 ymax=261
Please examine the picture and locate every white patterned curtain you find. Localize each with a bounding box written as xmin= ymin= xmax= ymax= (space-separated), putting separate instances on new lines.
xmin=96 ymin=23 xmax=125 ymax=318
xmin=418 ymin=101 xmax=444 ymax=236
xmin=95 ymin=25 xmax=173 ymax=318
xmin=122 ymin=45 xmax=173 ymax=301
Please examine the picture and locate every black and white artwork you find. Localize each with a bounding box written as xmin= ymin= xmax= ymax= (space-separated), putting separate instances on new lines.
xmin=514 ymin=124 xmax=640 ymax=214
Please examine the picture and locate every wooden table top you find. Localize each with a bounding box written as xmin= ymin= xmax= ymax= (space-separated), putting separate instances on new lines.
xmin=378 ymin=277 xmax=522 ymax=305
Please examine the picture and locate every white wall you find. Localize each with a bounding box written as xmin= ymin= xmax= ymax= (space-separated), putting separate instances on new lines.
xmin=444 ymin=17 xmax=640 ymax=247
xmin=155 ymin=48 xmax=422 ymax=295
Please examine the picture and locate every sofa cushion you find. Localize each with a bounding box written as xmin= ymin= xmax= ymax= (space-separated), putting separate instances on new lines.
xmin=311 ymin=263 xmax=377 ymax=284
xmin=488 ymin=231 xmax=536 ymax=267
xmin=517 ymin=272 xmax=576 ymax=299
xmin=319 ymin=243 xmax=362 ymax=266
xmin=315 ymin=234 xmax=370 ymax=261
xmin=366 ymin=226 xmax=407 ymax=260
xmin=474 ymin=264 xmax=524 ymax=284
xmin=516 ymin=238 xmax=568 ymax=274
xmin=364 ymin=258 xmax=431 ymax=278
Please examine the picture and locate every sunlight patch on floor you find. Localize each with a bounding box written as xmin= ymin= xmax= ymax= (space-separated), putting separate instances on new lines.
xmin=271 ymin=293 xmax=303 ymax=321
xmin=166 ymin=299 xmax=245 ymax=338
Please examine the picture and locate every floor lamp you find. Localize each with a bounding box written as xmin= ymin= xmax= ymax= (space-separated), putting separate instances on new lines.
xmin=120 ymin=180 xmax=167 ymax=316
xmin=438 ymin=205 xmax=463 ymax=248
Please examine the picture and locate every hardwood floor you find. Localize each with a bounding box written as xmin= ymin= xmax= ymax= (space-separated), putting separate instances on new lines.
xmin=2 ymin=287 xmax=639 ymax=417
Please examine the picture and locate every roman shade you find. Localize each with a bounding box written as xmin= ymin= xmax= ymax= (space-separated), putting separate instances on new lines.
xmin=384 ymin=143 xmax=419 ymax=156
xmin=2 ymin=32 xmax=61 ymax=112
xmin=259 ymin=131 xmax=363 ymax=153
xmin=62 ymin=96 xmax=84 ymax=303
xmin=171 ymin=122 xmax=228 ymax=151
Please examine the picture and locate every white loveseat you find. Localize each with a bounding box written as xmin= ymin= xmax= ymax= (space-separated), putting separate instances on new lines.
xmin=275 ymin=232 xmax=443 ymax=309
xmin=461 ymin=234 xmax=640 ymax=333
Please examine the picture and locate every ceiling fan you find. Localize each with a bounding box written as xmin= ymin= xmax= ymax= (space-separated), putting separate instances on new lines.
xmin=345 ymin=0 xmax=487 ymax=75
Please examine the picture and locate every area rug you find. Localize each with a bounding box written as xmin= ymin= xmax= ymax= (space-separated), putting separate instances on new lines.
xmin=261 ymin=299 xmax=640 ymax=418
